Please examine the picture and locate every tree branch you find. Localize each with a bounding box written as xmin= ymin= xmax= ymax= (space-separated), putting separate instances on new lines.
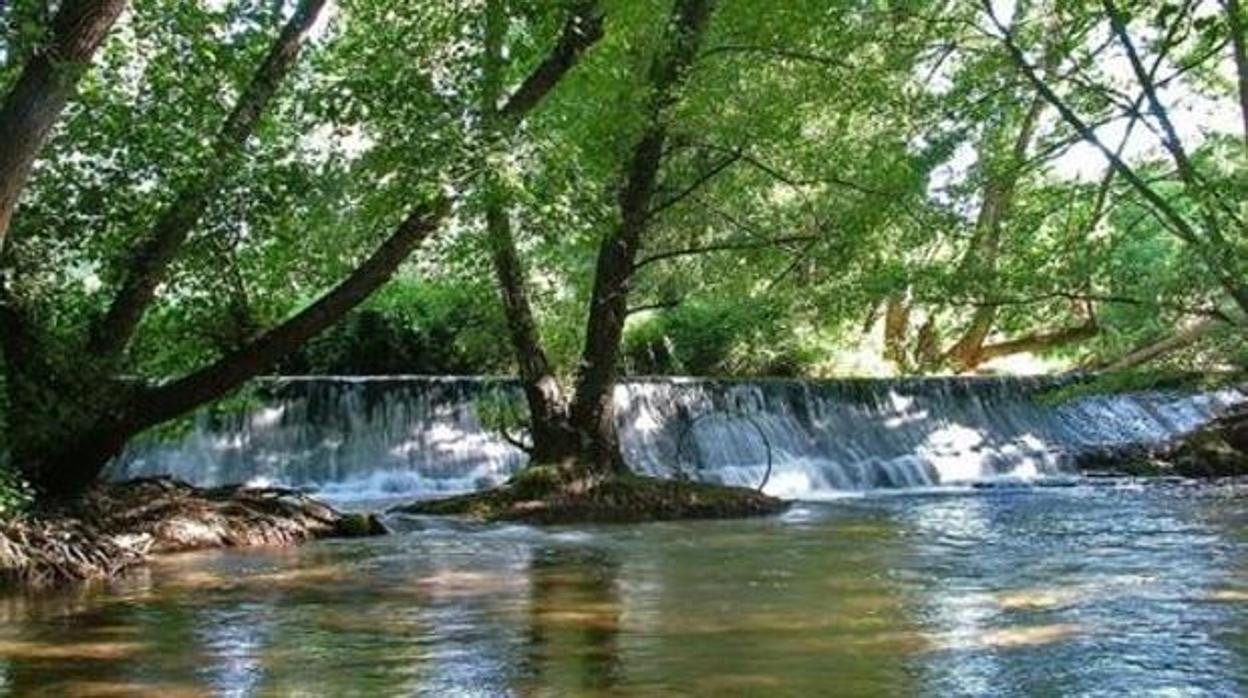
xmin=984 ymin=2 xmax=1204 ymax=248
xmin=626 ymin=299 xmax=682 ymax=316
xmin=0 ymin=0 xmax=127 ymax=253
xmin=647 ymin=149 xmax=741 ymax=218
xmin=634 ymin=234 xmax=816 ymax=271
xmin=129 ymin=199 xmax=449 ymax=432
xmin=90 ymin=0 xmax=330 ymax=359
xmin=978 ymin=321 xmax=1099 ymax=362
xmin=698 ymin=43 xmax=852 ymax=70
xmin=499 ymin=1 xmax=604 ymax=120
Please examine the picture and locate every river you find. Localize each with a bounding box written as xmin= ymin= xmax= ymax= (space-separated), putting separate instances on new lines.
xmin=2 ymin=483 xmax=1245 ymax=696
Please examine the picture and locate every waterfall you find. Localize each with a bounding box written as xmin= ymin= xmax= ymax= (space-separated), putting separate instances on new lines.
xmin=108 ymin=376 xmax=1245 ymax=502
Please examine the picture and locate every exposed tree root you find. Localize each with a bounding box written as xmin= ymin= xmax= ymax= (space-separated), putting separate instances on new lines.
xmin=392 ymin=466 xmax=788 ymax=524
xmin=1 ymin=478 xmax=386 ymax=590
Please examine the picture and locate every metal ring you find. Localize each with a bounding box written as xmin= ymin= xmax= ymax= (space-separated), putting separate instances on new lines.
xmin=674 ymin=409 xmax=773 ymax=493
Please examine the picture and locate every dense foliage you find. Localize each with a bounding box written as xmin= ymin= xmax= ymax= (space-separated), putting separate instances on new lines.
xmin=0 ymin=0 xmax=1244 ymax=492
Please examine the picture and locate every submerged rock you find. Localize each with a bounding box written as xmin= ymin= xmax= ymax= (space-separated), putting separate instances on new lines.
xmin=1 ymin=478 xmax=386 ymax=590
xmin=1075 ymin=405 xmax=1248 ymax=478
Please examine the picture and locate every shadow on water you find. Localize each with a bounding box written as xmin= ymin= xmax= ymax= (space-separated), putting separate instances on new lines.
xmin=520 ymin=546 xmax=623 ymax=694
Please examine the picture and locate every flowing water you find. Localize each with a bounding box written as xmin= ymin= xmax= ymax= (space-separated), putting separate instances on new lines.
xmin=1 ymin=484 xmax=1245 ymax=696
xmin=110 ymin=376 xmax=1244 ymax=501
xmin=20 ymin=377 xmax=1241 ymax=695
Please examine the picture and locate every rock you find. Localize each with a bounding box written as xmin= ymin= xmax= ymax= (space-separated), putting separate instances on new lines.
xmin=1075 ymin=407 xmax=1248 ymax=479
xmin=335 ymin=512 xmax=389 ymax=537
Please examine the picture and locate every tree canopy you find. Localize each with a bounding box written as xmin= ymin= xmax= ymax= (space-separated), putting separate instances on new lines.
xmin=0 ymin=0 xmax=1244 ymax=494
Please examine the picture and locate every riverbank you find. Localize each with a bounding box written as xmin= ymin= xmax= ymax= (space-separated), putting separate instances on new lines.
xmin=0 ymin=478 xmax=386 ymax=589
xmin=1076 ymin=404 xmax=1248 ymax=478
xmin=392 ymin=468 xmax=787 ymax=524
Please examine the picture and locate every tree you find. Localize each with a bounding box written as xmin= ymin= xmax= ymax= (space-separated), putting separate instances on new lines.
xmin=480 ymin=0 xmax=719 ymax=476
xmin=0 ymin=0 xmax=463 ymax=495
xmin=0 ymin=0 xmax=127 ymax=253
xmin=985 ymin=0 xmax=1248 ymax=319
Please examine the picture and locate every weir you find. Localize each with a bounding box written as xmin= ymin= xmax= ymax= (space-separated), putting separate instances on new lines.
xmin=108 ymin=376 xmax=1245 ymax=501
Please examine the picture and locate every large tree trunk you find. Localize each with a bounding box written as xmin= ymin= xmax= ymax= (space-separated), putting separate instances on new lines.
xmin=89 ymin=0 xmax=329 ymax=358
xmin=486 ymin=203 xmax=578 ymax=461
xmin=883 ymin=295 xmax=911 ymax=372
xmin=944 ymin=84 xmax=1047 ymax=372
xmin=0 ymin=0 xmax=127 ymax=253
xmin=477 ymin=0 xmax=603 ymax=464
xmin=977 ymin=320 xmax=1098 ymax=363
xmin=16 ymin=200 xmax=447 ymax=497
xmin=566 ymin=0 xmax=717 ymax=474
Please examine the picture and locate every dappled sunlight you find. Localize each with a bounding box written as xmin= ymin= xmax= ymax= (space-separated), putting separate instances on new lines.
xmin=995 ymin=587 xmax=1085 ymax=611
xmin=0 ymin=640 xmax=148 ymax=662
xmin=1207 ymin=589 xmax=1248 ymax=603
xmin=930 ymin=623 xmax=1086 ymax=652
xmin=42 ymin=680 xmax=210 ymax=698
xmin=414 ymin=568 xmax=527 ymax=599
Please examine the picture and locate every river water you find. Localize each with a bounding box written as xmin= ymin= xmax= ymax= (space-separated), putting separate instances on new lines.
xmin=2 ymin=483 xmax=1245 ymax=696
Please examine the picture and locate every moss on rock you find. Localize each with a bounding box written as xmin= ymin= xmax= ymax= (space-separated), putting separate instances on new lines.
xmin=391 ymin=470 xmax=787 ymax=524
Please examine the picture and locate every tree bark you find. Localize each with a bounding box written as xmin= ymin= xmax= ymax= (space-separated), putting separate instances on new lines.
xmin=0 ymin=0 xmax=127 ymax=253
xmin=566 ymin=0 xmax=717 ymax=473
xmin=479 ymin=0 xmax=603 ymax=463
xmin=977 ymin=320 xmax=1098 ymax=363
xmin=1103 ymin=319 xmax=1218 ymax=372
xmin=89 ymin=0 xmax=329 ymax=358
xmin=944 ymin=81 xmax=1047 ymax=372
xmin=883 ymin=295 xmax=911 ymax=371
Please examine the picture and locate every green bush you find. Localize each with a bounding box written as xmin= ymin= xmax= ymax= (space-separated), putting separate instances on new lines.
xmin=622 ymin=298 xmax=818 ymax=377
xmin=281 ymin=280 xmax=514 ymax=375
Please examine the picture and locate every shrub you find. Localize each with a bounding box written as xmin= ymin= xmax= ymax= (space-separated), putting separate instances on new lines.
xmin=281 ymin=280 xmax=514 ymax=375
xmin=622 ymin=297 xmax=818 ymax=377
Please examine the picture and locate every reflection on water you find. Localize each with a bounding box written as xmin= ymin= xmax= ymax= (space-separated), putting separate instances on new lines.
xmin=1 ymin=485 xmax=1246 ymax=696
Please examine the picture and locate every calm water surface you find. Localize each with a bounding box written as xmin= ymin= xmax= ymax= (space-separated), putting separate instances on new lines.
xmin=1 ymin=484 xmax=1245 ymax=697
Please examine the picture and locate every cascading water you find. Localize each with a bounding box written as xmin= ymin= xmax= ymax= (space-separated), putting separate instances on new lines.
xmin=108 ymin=376 xmax=1245 ymax=502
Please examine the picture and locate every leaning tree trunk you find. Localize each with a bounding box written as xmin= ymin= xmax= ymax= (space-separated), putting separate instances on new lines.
xmin=944 ymin=82 xmax=1048 ymax=373
xmin=17 ymin=201 xmax=447 ymax=497
xmin=1103 ymin=319 xmax=1219 ymax=373
xmin=0 ymin=0 xmax=127 ymax=253
xmin=882 ymin=295 xmax=911 ymax=372
xmin=566 ymin=0 xmax=717 ymax=475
